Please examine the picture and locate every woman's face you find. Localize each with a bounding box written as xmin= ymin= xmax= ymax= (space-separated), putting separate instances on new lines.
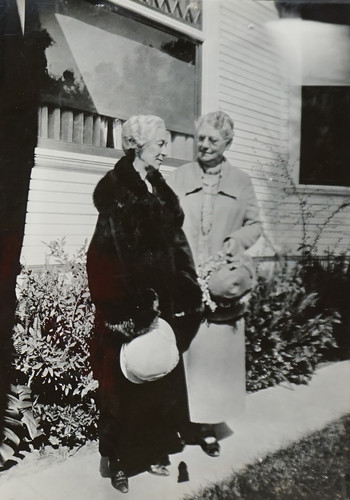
xmin=197 ymin=122 xmax=230 ymax=168
xmin=139 ymin=126 xmax=168 ymax=170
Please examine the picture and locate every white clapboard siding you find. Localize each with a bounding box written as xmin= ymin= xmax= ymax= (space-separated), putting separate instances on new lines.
xmin=28 ymin=190 xmax=94 ymax=205
xmin=219 ymin=0 xmax=350 ymax=252
xmin=223 ymin=0 xmax=279 ymax=25
xmin=20 ymin=148 xmax=115 ymax=265
xmin=21 ymin=147 xmax=180 ymax=265
xmin=23 ymin=234 xmax=92 ymax=248
xmin=27 ymin=201 xmax=97 ymax=216
xmin=28 ymin=178 xmax=95 ymax=195
xmin=224 ymin=149 xmax=276 ymax=165
xmin=24 ymin=212 xmax=98 ymax=228
xmin=271 ymin=204 xmax=350 ymax=254
xmin=220 ymin=86 xmax=282 ymax=114
xmin=21 ymin=0 xmax=350 ymax=265
xmin=220 ymin=77 xmax=283 ymax=110
xmin=21 ymin=241 xmax=92 ymax=267
xmin=215 ymin=0 xmax=350 ymax=256
xmin=220 ymin=68 xmax=281 ymax=96
xmin=219 ymin=94 xmax=284 ymax=127
xmin=26 ymin=224 xmax=96 ymax=236
xmin=220 ymin=49 xmax=282 ymax=84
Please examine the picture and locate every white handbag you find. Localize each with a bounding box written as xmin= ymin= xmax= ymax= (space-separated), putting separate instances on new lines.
xmin=120 ymin=318 xmax=179 ymax=384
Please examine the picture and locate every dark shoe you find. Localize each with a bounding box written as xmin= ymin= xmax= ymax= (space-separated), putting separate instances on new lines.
xmin=111 ymin=468 xmax=129 ymax=493
xmin=147 ymin=464 xmax=170 ymax=476
xmin=198 ymin=436 xmax=221 ymax=457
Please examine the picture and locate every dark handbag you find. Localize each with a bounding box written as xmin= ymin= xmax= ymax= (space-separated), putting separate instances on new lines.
xmin=206 ymin=300 xmax=248 ymax=324
xmin=206 ymin=254 xmax=255 ymax=324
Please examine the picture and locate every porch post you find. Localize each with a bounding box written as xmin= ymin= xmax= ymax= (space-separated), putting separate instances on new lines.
xmin=0 ymin=0 xmax=49 ymax=448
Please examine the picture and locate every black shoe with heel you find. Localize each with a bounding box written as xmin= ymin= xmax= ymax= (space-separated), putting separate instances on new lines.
xmin=197 ymin=435 xmax=221 ymax=457
xmin=197 ymin=424 xmax=220 ymax=457
xmin=110 ymin=458 xmax=129 ymax=493
xmin=180 ymin=422 xmax=221 ymax=457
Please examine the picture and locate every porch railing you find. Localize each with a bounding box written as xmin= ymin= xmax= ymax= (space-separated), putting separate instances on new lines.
xmin=38 ymin=105 xmax=194 ymax=161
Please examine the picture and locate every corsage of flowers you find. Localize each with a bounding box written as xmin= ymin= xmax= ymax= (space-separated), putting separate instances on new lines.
xmin=198 ymin=252 xmax=226 ymax=312
xmin=197 ymin=252 xmax=255 ymax=313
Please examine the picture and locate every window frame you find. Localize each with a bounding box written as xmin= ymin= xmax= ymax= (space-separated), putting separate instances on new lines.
xmin=298 ymin=85 xmax=350 ymax=190
xmin=288 ymin=85 xmax=350 ymax=195
xmin=37 ymin=0 xmax=204 ymax=166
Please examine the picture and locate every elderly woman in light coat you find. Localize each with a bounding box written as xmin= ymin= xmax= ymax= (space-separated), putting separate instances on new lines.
xmin=167 ymin=110 xmax=262 ymax=456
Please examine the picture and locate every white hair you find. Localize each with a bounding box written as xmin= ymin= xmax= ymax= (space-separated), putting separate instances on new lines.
xmin=196 ymin=110 xmax=234 ymax=143
xmin=122 ymin=115 xmax=166 ymax=154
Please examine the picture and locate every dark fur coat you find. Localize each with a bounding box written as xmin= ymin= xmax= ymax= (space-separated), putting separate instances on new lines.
xmin=86 ymin=152 xmax=202 ymax=473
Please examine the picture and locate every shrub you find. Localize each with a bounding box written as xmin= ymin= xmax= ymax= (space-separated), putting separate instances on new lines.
xmin=12 ymin=238 xmax=98 ymax=450
xmin=0 ymin=384 xmax=42 ymax=467
xmin=34 ymin=397 xmax=97 ymax=449
xmin=245 ymin=260 xmax=339 ymax=392
xmin=9 ymin=239 xmax=343 ymax=459
xmin=301 ymin=252 xmax=350 ymax=360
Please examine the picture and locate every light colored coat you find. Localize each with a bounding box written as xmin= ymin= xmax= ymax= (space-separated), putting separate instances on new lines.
xmin=167 ymin=159 xmax=262 ymax=264
xmin=167 ymin=158 xmax=262 ymax=422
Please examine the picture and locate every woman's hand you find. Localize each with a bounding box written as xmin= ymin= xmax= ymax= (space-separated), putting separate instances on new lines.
xmin=223 ymin=237 xmax=241 ymax=260
xmin=171 ymin=306 xmax=203 ymax=353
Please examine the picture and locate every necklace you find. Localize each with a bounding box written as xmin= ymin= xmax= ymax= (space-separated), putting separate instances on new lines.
xmin=200 ymin=165 xmax=222 ymax=236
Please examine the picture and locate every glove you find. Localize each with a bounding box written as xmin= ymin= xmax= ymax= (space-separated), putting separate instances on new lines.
xmin=223 ymin=238 xmax=242 ymax=260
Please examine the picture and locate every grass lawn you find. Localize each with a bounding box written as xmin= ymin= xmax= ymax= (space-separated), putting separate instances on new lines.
xmin=185 ymin=415 xmax=350 ymax=500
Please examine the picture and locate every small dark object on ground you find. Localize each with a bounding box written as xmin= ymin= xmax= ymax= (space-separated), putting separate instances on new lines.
xmin=178 ymin=461 xmax=189 ymax=483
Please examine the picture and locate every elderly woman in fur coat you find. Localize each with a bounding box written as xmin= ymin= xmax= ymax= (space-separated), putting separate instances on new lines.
xmin=86 ymin=115 xmax=202 ymax=494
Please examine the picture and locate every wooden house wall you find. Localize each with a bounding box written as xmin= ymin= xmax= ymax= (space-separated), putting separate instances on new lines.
xmin=20 ymin=0 xmax=350 ymax=265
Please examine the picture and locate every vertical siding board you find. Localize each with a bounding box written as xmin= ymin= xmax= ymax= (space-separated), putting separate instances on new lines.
xmin=112 ymin=119 xmax=123 ymax=150
xmin=92 ymin=115 xmax=101 ymax=146
xmin=39 ymin=106 xmax=48 ymax=139
xmin=73 ymin=112 xmax=84 ymax=144
xmin=100 ymin=116 xmax=108 ymax=147
xmin=48 ymin=107 xmax=60 ymax=140
xmin=83 ymin=114 xmax=93 ymax=145
xmin=60 ymin=110 xmax=74 ymax=142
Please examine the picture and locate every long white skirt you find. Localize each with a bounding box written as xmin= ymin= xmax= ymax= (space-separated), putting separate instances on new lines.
xmin=183 ymin=319 xmax=245 ymax=424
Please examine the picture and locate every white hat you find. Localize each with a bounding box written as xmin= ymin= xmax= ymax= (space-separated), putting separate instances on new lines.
xmin=120 ymin=318 xmax=179 ymax=384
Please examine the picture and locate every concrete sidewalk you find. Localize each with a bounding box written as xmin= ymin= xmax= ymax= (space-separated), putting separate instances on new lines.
xmin=0 ymin=361 xmax=349 ymax=500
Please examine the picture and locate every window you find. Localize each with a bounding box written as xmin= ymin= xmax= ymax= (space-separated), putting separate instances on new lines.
xmin=37 ymin=0 xmax=201 ymax=162
xmin=299 ymin=86 xmax=350 ymax=187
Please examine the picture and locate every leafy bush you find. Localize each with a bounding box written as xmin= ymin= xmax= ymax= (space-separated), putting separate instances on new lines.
xmin=34 ymin=398 xmax=97 ymax=448
xmin=245 ymin=261 xmax=339 ymax=392
xmin=301 ymin=252 xmax=350 ymax=360
xmin=0 ymin=384 xmax=42 ymax=468
xmin=9 ymin=239 xmax=344 ymax=460
xmin=12 ymin=238 xmax=98 ymax=450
